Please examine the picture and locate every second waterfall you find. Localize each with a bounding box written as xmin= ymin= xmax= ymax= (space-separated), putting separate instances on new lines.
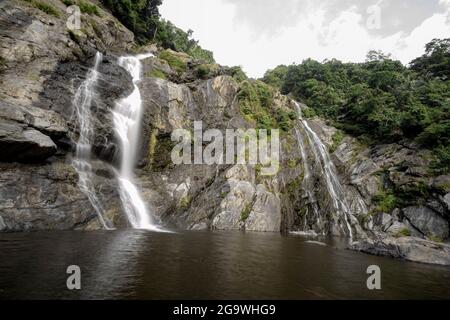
xmin=113 ymin=53 xmax=158 ymax=230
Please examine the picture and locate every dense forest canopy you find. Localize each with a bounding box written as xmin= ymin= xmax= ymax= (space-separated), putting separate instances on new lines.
xmin=101 ymin=0 xmax=214 ymax=62
xmin=262 ymin=39 xmax=450 ymax=174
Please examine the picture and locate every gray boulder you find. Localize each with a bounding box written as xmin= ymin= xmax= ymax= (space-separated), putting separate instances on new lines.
xmin=403 ymin=206 xmax=449 ymax=240
xmin=0 ymin=120 xmax=56 ymax=162
xmin=351 ymin=237 xmax=450 ymax=266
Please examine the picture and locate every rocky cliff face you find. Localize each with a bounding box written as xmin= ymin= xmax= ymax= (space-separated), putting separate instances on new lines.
xmin=333 ymin=136 xmax=450 ymax=264
xmin=0 ymin=0 xmax=133 ymax=230
xmin=0 ymin=0 xmax=449 ymax=266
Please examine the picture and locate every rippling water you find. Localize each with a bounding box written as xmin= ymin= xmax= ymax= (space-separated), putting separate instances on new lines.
xmin=0 ymin=230 xmax=449 ymax=299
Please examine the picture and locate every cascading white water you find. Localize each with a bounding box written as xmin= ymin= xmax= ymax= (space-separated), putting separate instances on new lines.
xmin=293 ymin=104 xmax=322 ymax=230
xmin=294 ymin=102 xmax=357 ymax=239
xmin=113 ymin=53 xmax=159 ymax=231
xmin=72 ymin=52 xmax=113 ymax=230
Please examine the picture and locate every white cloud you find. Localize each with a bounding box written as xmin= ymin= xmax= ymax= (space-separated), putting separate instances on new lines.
xmin=160 ymin=0 xmax=450 ymax=78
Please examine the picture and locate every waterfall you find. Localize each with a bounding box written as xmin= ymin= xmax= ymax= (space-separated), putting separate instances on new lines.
xmin=72 ymin=52 xmax=113 ymax=230
xmin=113 ymin=53 xmax=159 ymax=231
xmin=293 ymin=102 xmax=358 ymax=239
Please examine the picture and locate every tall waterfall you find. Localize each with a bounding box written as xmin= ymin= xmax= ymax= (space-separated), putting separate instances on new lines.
xmin=72 ymin=52 xmax=113 ymax=230
xmin=294 ymin=102 xmax=364 ymax=239
xmin=113 ymin=53 xmax=159 ymax=230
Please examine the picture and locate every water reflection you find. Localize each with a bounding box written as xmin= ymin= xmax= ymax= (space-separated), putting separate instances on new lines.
xmin=0 ymin=231 xmax=449 ymax=299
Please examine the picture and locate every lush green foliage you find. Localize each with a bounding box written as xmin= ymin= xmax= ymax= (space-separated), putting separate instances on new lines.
xmin=263 ymin=39 xmax=450 ymax=173
xmin=158 ymin=50 xmax=187 ymax=74
xmin=101 ymin=0 xmax=161 ymax=44
xmin=195 ymin=64 xmax=213 ymax=79
xmin=262 ymin=65 xmax=289 ymax=89
xmin=372 ymin=175 xmax=441 ymax=214
xmin=101 ymin=1 xmax=213 ymax=62
xmin=78 ymin=0 xmax=101 ymax=16
xmin=410 ymin=39 xmax=450 ymax=79
xmin=155 ymin=20 xmax=214 ymax=63
xmin=238 ymin=80 xmax=296 ymax=132
xmin=373 ymin=191 xmax=398 ymax=213
xmin=330 ymin=130 xmax=345 ymax=153
xmin=147 ymin=68 xmax=167 ymax=79
xmin=239 ymin=80 xmax=275 ymax=131
xmin=229 ymin=66 xmax=248 ymax=83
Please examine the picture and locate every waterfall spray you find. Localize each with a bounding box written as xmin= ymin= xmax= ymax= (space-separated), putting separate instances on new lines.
xmin=72 ymin=52 xmax=113 ymax=230
xmin=113 ymin=53 xmax=160 ymax=231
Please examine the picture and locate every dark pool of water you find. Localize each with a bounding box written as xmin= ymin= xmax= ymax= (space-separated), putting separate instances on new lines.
xmin=0 ymin=230 xmax=449 ymax=299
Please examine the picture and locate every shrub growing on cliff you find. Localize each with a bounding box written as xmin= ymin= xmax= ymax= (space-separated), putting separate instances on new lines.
xmin=147 ymin=68 xmax=166 ymax=80
xmin=25 ymin=0 xmax=60 ymax=17
xmin=229 ymin=66 xmax=248 ymax=83
xmin=395 ymin=228 xmax=411 ymax=238
xmin=240 ymin=204 xmax=253 ymax=222
xmin=330 ymin=130 xmax=345 ymax=153
xmin=78 ymin=0 xmax=101 ymax=16
xmin=195 ymin=64 xmax=211 ymax=79
xmin=159 ymin=50 xmax=187 ymax=74
xmin=238 ymin=80 xmax=296 ymax=133
xmin=238 ymin=80 xmax=274 ymax=130
xmin=276 ymin=109 xmax=297 ymax=132
xmin=372 ymin=192 xmax=398 ymax=213
xmin=61 ymin=0 xmax=75 ymax=6
xmin=430 ymin=145 xmax=450 ymax=175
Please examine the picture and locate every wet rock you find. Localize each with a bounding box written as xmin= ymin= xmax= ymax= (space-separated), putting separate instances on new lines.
xmin=191 ymin=222 xmax=208 ymax=231
xmin=305 ymin=241 xmax=327 ymax=246
xmin=351 ymin=237 xmax=450 ymax=266
xmin=0 ymin=160 xmax=122 ymax=231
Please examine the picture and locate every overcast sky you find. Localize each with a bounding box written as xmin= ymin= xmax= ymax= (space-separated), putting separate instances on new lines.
xmin=160 ymin=0 xmax=450 ymax=78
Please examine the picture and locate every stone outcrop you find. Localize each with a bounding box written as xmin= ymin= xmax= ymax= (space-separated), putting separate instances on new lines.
xmin=331 ymin=131 xmax=450 ymax=263
xmin=351 ymin=236 xmax=450 ymax=266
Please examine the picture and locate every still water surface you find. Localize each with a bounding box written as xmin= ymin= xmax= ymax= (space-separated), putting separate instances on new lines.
xmin=0 ymin=230 xmax=449 ymax=299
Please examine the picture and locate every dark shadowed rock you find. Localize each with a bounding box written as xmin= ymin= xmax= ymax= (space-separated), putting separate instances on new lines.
xmin=0 ymin=120 xmax=56 ymax=162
